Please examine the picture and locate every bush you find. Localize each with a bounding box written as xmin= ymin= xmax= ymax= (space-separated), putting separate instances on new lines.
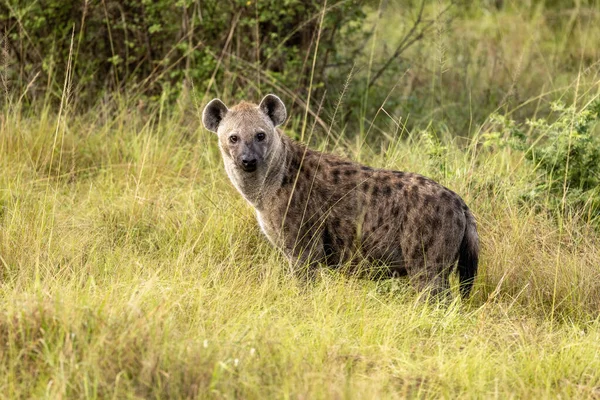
xmin=0 ymin=0 xmax=365 ymax=108
xmin=487 ymin=100 xmax=600 ymax=224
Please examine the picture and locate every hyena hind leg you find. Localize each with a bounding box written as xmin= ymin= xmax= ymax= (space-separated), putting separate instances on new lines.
xmin=408 ymin=264 xmax=452 ymax=303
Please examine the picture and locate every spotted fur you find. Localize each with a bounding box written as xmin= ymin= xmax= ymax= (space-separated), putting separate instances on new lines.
xmin=203 ymin=94 xmax=479 ymax=297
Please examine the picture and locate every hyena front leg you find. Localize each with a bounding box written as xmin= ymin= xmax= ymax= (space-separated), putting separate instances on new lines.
xmin=283 ymin=231 xmax=324 ymax=282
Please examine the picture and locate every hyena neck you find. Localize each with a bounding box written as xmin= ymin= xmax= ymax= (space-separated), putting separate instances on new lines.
xmin=225 ymin=132 xmax=290 ymax=210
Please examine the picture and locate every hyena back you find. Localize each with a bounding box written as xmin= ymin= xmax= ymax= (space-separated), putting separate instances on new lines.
xmin=203 ymin=94 xmax=479 ymax=297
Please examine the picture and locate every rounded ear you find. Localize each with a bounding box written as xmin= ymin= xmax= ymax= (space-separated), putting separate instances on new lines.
xmin=202 ymin=99 xmax=229 ymax=133
xmin=259 ymin=94 xmax=287 ymax=127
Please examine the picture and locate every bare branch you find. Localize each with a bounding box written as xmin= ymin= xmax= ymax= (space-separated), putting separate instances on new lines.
xmin=368 ymin=1 xmax=455 ymax=88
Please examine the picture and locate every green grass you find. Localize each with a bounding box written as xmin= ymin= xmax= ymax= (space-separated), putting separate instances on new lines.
xmin=1 ymin=99 xmax=600 ymax=398
xmin=2 ymin=1 xmax=600 ymax=398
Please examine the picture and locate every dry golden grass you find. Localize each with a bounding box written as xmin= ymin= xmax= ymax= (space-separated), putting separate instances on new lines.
xmin=1 ymin=100 xmax=600 ymax=398
xmin=2 ymin=1 xmax=600 ymax=398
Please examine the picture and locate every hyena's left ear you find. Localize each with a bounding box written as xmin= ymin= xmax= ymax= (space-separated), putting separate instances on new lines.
xmin=202 ymin=99 xmax=229 ymax=133
xmin=259 ymin=94 xmax=287 ymax=127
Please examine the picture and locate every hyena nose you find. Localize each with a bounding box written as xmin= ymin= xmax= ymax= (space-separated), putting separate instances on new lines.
xmin=241 ymin=158 xmax=257 ymax=172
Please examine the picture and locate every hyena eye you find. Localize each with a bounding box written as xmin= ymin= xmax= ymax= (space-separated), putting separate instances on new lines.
xmin=229 ymin=135 xmax=239 ymax=144
xmin=256 ymin=132 xmax=266 ymax=142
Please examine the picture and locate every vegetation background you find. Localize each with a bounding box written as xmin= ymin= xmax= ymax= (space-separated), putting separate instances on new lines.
xmin=1 ymin=0 xmax=600 ymax=397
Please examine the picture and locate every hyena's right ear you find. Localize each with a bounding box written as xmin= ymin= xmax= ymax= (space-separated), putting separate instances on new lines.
xmin=259 ymin=94 xmax=287 ymax=127
xmin=202 ymin=99 xmax=229 ymax=133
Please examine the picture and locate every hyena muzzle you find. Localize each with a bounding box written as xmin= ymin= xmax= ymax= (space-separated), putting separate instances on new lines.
xmin=203 ymin=94 xmax=479 ymax=298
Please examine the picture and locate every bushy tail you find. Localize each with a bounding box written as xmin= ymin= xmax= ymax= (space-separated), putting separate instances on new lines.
xmin=458 ymin=209 xmax=479 ymax=299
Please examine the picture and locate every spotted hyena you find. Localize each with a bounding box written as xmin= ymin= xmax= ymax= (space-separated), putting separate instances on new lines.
xmin=202 ymin=94 xmax=479 ymax=297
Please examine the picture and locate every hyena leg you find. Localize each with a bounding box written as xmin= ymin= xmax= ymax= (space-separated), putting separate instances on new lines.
xmin=284 ymin=235 xmax=324 ymax=282
xmin=287 ymin=256 xmax=318 ymax=282
xmin=407 ymin=263 xmax=451 ymax=301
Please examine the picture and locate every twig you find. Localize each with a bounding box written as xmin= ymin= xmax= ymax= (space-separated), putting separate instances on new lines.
xmin=368 ymin=0 xmax=455 ymax=88
xmin=202 ymin=11 xmax=241 ymax=102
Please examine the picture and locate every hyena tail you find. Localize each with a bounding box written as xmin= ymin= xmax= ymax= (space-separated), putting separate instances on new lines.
xmin=458 ymin=208 xmax=479 ymax=299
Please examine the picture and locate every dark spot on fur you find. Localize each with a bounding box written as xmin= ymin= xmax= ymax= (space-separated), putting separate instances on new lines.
xmin=382 ymin=185 xmax=392 ymax=196
xmin=332 ymin=160 xmax=351 ymax=166
xmin=454 ymin=197 xmax=463 ymax=209
xmin=423 ymin=194 xmax=434 ymax=207
xmin=425 ymin=234 xmax=435 ymax=251
xmin=410 ymin=185 xmax=420 ymax=202
xmin=402 ymin=213 xmax=409 ymax=224
xmin=392 ymin=205 xmax=400 ymax=217
xmin=423 ymin=213 xmax=434 ymax=226
xmin=416 ymin=176 xmax=428 ymax=185
xmin=361 ymin=165 xmax=373 ymax=171
xmin=440 ymin=190 xmax=452 ymax=202
xmin=397 ymin=182 xmax=405 ymax=191
xmin=372 ymin=186 xmax=379 ymax=197
xmin=361 ymin=182 xmax=370 ymax=192
xmin=344 ymin=169 xmax=358 ymax=176
xmin=410 ymin=248 xmax=423 ymax=263
xmin=332 ymin=169 xmax=341 ymax=185
xmin=323 ymin=226 xmax=335 ymax=263
xmin=435 ymin=204 xmax=441 ymax=213
xmin=393 ymin=171 xmax=405 ymax=178
xmin=294 ymin=185 xmax=304 ymax=199
xmin=290 ymin=157 xmax=301 ymax=171
xmin=378 ymin=215 xmax=384 ymax=226
xmin=382 ymin=223 xmax=389 ymax=231
xmin=445 ymin=208 xmax=454 ymax=219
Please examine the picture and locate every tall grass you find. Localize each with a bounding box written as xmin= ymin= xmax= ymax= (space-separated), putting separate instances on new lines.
xmin=1 ymin=91 xmax=600 ymax=397
xmin=1 ymin=1 xmax=600 ymax=398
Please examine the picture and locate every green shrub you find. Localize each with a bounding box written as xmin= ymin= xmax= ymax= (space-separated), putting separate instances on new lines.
xmin=488 ymin=100 xmax=600 ymax=224
xmin=0 ymin=0 xmax=365 ymax=108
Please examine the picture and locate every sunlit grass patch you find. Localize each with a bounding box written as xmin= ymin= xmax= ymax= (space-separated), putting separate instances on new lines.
xmin=1 ymin=101 xmax=600 ymax=397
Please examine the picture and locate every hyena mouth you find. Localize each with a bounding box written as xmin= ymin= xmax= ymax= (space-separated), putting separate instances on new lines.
xmin=240 ymin=163 xmax=258 ymax=173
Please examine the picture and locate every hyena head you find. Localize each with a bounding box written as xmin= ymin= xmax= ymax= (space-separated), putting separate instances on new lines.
xmin=202 ymin=94 xmax=287 ymax=204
